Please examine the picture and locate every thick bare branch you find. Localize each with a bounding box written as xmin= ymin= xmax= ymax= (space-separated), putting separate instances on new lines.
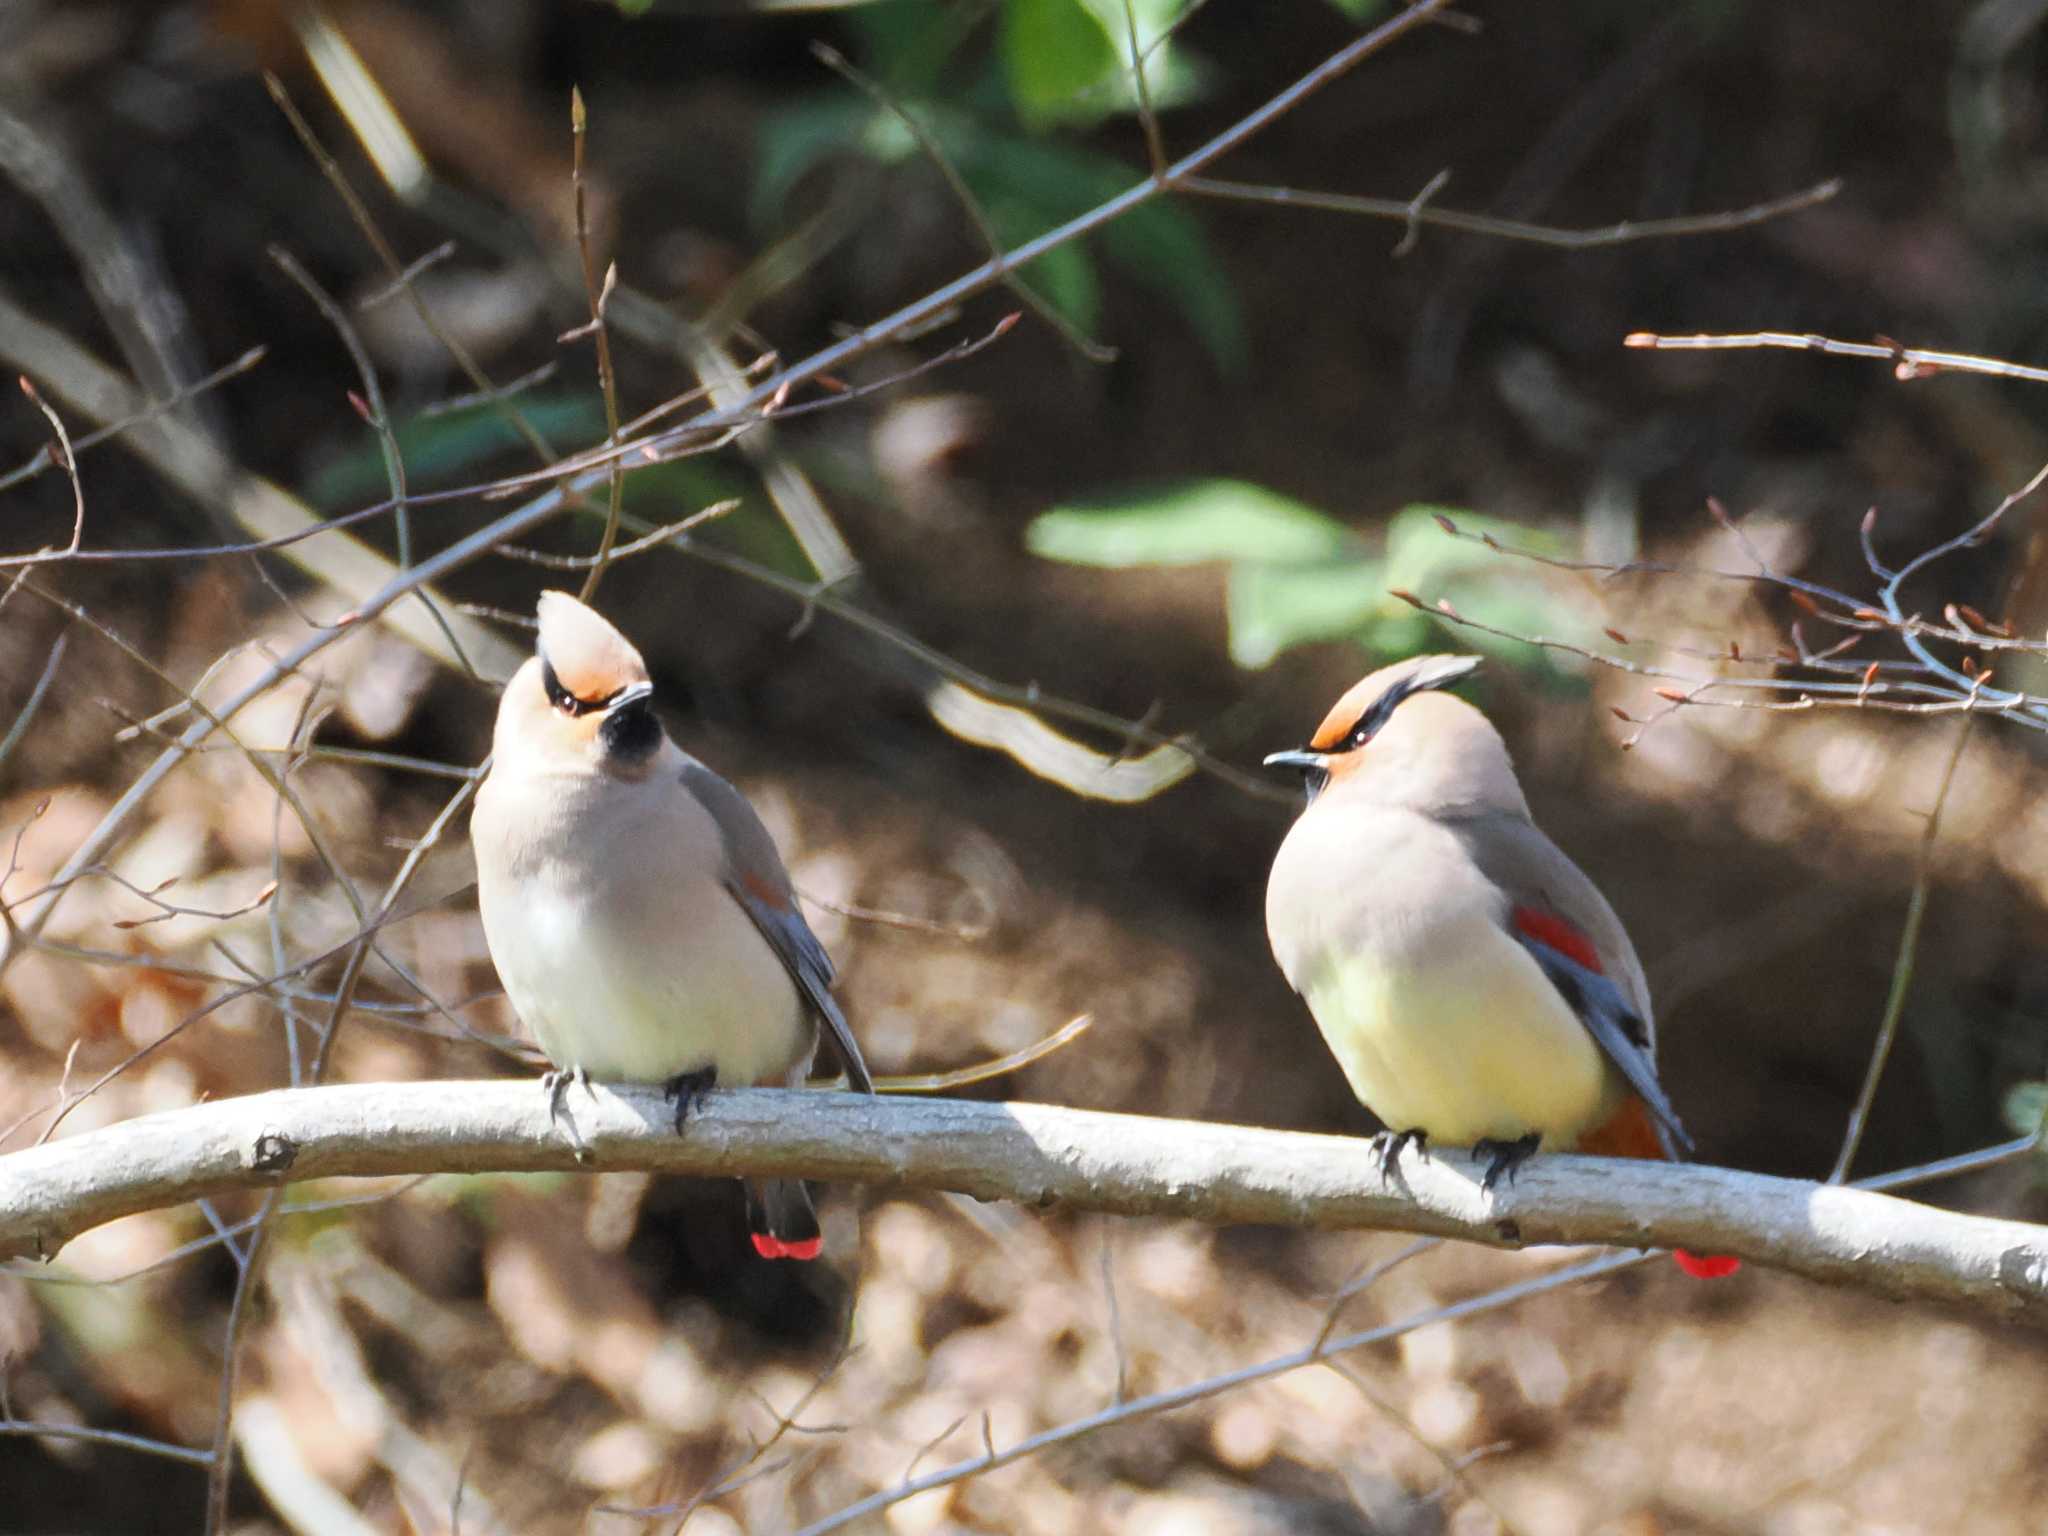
xmin=1 ymin=1083 xmax=2042 ymax=1326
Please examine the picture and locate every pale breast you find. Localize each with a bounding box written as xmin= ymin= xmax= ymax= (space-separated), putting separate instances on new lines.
xmin=474 ymin=768 xmax=810 ymax=1088
xmin=1268 ymin=801 xmax=1617 ymax=1147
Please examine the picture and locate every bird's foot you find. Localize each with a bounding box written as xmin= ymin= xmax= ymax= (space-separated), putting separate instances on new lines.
xmin=663 ymin=1066 xmax=717 ymax=1133
xmin=1474 ymin=1132 xmax=1541 ymax=1193
xmin=542 ymin=1066 xmax=595 ymax=1162
xmin=1373 ymin=1127 xmax=1428 ymax=1174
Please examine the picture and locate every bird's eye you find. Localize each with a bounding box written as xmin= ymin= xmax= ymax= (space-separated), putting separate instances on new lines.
xmin=1340 ymin=695 xmax=1402 ymax=751
xmin=540 ymin=659 xmax=596 ymax=717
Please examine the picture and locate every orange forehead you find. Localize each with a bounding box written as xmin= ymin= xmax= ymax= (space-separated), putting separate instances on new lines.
xmin=535 ymin=591 xmax=647 ymax=701
xmin=1302 ymin=655 xmax=1481 ymax=750
xmin=1308 ymin=672 xmax=1392 ymax=750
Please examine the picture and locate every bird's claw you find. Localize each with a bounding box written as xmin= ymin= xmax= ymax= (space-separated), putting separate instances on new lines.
xmin=1474 ymin=1133 xmax=1541 ymax=1193
xmin=663 ymin=1066 xmax=717 ymax=1133
xmin=1373 ymin=1127 xmax=1428 ymax=1174
xmin=542 ymin=1066 xmax=595 ymax=1162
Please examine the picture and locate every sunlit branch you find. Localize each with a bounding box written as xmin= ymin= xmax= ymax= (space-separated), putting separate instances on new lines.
xmin=1 ymin=1084 xmax=2041 ymax=1327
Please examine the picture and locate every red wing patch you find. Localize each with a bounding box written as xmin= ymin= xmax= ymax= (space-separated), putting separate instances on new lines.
xmin=738 ymin=868 xmax=789 ymax=909
xmin=1512 ymin=906 xmax=1604 ymax=974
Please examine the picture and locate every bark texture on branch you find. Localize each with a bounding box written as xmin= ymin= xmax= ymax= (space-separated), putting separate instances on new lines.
xmin=1 ymin=1081 xmax=2042 ymax=1325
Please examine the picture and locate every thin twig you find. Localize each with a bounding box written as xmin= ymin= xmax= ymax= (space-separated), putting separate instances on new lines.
xmin=1625 ymin=327 xmax=2048 ymax=384
xmin=266 ymin=245 xmax=475 ymax=678
xmin=1100 ymin=1221 xmax=1129 ymax=1403
xmin=1184 ymin=174 xmax=1840 ymax=249
xmin=0 ymin=346 xmax=266 ymax=497
xmin=813 ymin=44 xmax=1116 ymax=363
xmin=204 ymin=762 xmax=482 ymax=1524
xmin=874 ymin=1014 xmax=1093 ymax=1093
xmin=0 ymin=1418 xmax=214 ymax=1467
xmin=1322 ymin=1356 xmax=1519 ymax=1534
xmin=203 ymin=1187 xmax=281 ymax=1530
xmin=264 ymin=74 xmax=565 ymax=468
xmin=793 ymin=1251 xmax=1635 ymax=1536
xmin=568 ymin=87 xmax=627 ymax=601
xmin=1120 ymin=0 xmax=1170 ymax=177
xmin=16 ymin=377 xmax=84 ymax=554
xmin=0 ymin=631 xmax=67 ymax=775
xmin=1829 ymin=713 xmax=1976 ymax=1183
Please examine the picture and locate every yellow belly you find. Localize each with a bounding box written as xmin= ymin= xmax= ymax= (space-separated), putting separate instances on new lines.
xmin=1302 ymin=923 xmax=1615 ymax=1148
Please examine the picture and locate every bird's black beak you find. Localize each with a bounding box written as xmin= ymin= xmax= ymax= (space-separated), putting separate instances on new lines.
xmin=1262 ymin=748 xmax=1328 ymax=771
xmin=1263 ymin=747 xmax=1330 ymax=804
xmin=597 ymin=680 xmax=661 ymax=762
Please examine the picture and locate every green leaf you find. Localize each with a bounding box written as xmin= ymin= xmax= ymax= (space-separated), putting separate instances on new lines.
xmin=997 ymin=0 xmax=1211 ymax=127
xmin=1067 ymin=0 xmax=1213 ymax=115
xmin=850 ymin=0 xmax=980 ymax=96
xmin=955 ymin=131 xmax=1244 ymax=368
xmin=1027 ymin=479 xmax=1351 ymax=567
xmin=1095 ymin=188 xmax=1245 ymax=370
xmin=752 ymin=97 xmax=880 ymax=228
xmin=1002 ymin=0 xmax=1119 ymax=126
xmin=1322 ymin=0 xmax=1386 ymax=19
xmin=757 ymin=92 xmax=1243 ymax=368
xmin=1227 ymin=557 xmax=1386 ymax=669
xmin=987 ymin=196 xmax=1103 ymax=337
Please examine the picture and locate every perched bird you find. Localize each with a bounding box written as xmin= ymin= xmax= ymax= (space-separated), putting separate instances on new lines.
xmin=472 ymin=591 xmax=872 ymax=1260
xmin=1263 ymin=655 xmax=1735 ymax=1277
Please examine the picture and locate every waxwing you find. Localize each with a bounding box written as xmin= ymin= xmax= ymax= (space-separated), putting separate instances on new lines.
xmin=1264 ymin=655 xmax=1734 ymax=1278
xmin=472 ymin=592 xmax=871 ymax=1259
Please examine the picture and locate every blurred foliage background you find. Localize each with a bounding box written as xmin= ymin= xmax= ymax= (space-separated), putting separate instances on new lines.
xmin=2 ymin=0 xmax=2048 ymax=1531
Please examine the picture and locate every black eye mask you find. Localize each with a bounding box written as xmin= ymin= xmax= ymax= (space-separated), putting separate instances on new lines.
xmin=539 ymin=656 xmax=652 ymax=718
xmin=540 ymin=657 xmax=597 ymax=716
xmin=1332 ymin=654 xmax=1485 ymax=754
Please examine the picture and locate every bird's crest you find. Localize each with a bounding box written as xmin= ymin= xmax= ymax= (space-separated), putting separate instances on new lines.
xmin=1307 ymin=653 xmax=1482 ymax=752
xmin=536 ymin=591 xmax=649 ymax=707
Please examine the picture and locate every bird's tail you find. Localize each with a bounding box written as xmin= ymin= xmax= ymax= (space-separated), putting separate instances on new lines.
xmin=744 ymin=1178 xmax=823 ymax=1261
xmin=1581 ymin=1095 xmax=1742 ymax=1280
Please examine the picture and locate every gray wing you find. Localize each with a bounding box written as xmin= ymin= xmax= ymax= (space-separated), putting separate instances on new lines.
xmin=1456 ymin=811 xmax=1690 ymax=1157
xmin=1455 ymin=810 xmax=1656 ymax=1034
xmin=681 ymin=760 xmax=874 ymax=1094
xmin=1519 ymin=943 xmax=1691 ymax=1157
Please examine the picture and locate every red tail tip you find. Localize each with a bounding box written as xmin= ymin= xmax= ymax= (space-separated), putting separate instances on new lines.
xmin=750 ymin=1233 xmax=824 ymax=1261
xmin=1673 ymin=1249 xmax=1741 ymax=1279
